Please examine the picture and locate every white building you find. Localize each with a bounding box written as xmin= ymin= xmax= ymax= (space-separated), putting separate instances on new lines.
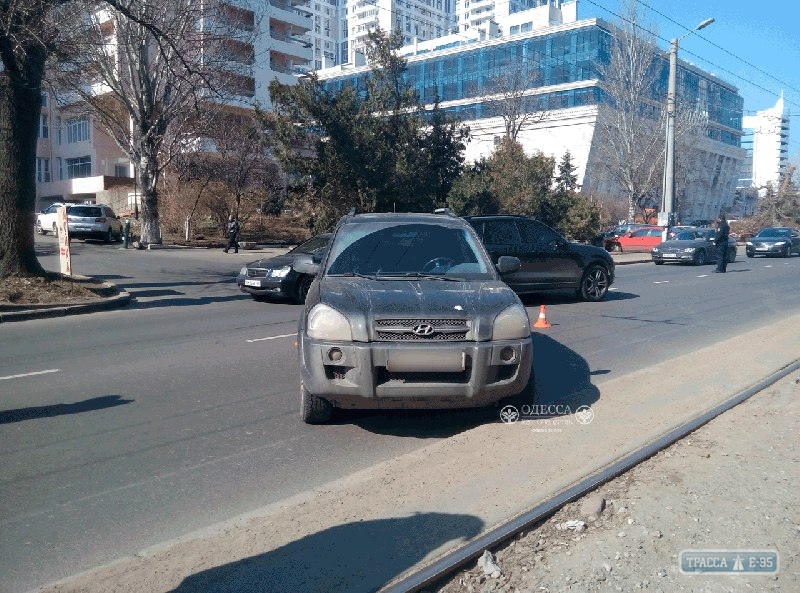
xmin=319 ymin=2 xmax=746 ymax=223
xmin=739 ymin=95 xmax=790 ymax=190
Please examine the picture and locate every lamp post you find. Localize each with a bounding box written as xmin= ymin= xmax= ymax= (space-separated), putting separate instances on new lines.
xmin=661 ymin=17 xmax=714 ymax=238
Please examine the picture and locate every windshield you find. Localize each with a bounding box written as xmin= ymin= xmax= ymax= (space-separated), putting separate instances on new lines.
xmin=756 ymin=228 xmax=789 ymax=238
xmin=324 ymin=222 xmax=494 ymax=280
xmin=68 ymin=206 xmax=103 ymax=218
xmin=290 ymin=234 xmax=330 ymax=254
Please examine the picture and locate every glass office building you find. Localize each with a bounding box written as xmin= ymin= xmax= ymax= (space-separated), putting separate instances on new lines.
xmin=318 ymin=16 xmax=746 ymax=221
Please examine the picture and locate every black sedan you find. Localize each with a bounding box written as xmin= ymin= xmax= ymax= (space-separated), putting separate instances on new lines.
xmin=745 ymin=227 xmax=800 ymax=258
xmin=464 ymin=214 xmax=615 ymax=301
xmin=237 ymin=233 xmax=331 ymax=303
xmin=651 ymin=228 xmax=736 ymax=266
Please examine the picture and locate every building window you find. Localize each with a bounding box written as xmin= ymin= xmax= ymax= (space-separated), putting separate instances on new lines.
xmin=37 ymin=158 xmax=51 ymax=182
xmin=56 ymin=157 xmax=63 ymax=180
xmin=56 ymin=117 xmax=62 ymax=144
xmin=66 ymin=116 xmax=90 ymax=144
xmin=65 ymin=156 xmax=92 ymax=178
xmin=115 ymin=164 xmax=129 ymax=177
xmin=39 ymin=114 xmax=49 ymax=139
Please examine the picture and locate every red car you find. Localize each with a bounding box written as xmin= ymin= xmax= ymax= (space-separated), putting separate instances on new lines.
xmin=607 ymin=226 xmax=665 ymax=252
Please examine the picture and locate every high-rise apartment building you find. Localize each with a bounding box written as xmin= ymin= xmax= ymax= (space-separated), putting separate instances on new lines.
xmin=739 ymin=95 xmax=790 ymax=190
xmin=36 ymin=0 xmax=313 ymax=210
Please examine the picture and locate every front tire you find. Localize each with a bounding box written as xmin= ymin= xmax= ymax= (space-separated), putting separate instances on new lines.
xmin=36 ymin=222 xmax=45 ymax=235
xmin=301 ymin=382 xmax=332 ymax=424
xmin=105 ymin=228 xmax=114 ymax=243
xmin=782 ymin=245 xmax=790 ymax=258
xmin=294 ymin=275 xmax=314 ymax=305
xmin=608 ymin=242 xmax=622 ymax=253
xmin=578 ymin=264 xmax=610 ymax=302
xmin=52 ymin=223 xmax=58 ymax=238
xmin=728 ymin=247 xmax=737 ymax=263
xmin=694 ymin=250 xmax=707 ymax=266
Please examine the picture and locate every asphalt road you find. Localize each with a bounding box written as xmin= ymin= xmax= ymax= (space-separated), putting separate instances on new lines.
xmin=1 ymin=235 xmax=799 ymax=593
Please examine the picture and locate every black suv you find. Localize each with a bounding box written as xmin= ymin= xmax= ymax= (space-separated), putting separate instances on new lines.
xmin=295 ymin=211 xmax=534 ymax=423
xmin=465 ymin=215 xmax=615 ymax=302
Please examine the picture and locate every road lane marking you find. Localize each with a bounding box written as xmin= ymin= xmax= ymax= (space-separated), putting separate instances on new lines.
xmin=0 ymin=369 xmax=60 ymax=381
xmin=653 ymin=281 xmax=670 ymax=284
xmin=247 ymin=333 xmax=295 ymax=343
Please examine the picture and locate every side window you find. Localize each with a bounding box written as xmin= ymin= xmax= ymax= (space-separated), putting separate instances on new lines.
xmin=630 ymin=229 xmax=646 ymax=238
xmin=648 ymin=229 xmax=663 ymax=237
xmin=517 ymin=219 xmax=561 ymax=248
xmin=482 ymin=220 xmax=522 ymax=246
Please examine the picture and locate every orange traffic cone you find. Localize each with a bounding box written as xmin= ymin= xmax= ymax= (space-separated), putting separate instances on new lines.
xmin=533 ymin=304 xmax=551 ymax=329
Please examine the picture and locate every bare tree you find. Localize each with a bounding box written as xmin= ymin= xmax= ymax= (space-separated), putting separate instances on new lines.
xmin=49 ymin=0 xmax=254 ymax=245
xmin=594 ymin=1 xmax=664 ymax=223
xmin=484 ymin=67 xmax=548 ymax=142
xmin=0 ymin=0 xmax=230 ymax=275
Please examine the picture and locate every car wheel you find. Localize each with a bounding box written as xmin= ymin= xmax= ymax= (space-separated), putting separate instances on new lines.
xmin=782 ymin=245 xmax=790 ymax=258
xmin=301 ymin=382 xmax=332 ymax=424
xmin=295 ymin=275 xmax=314 ymax=305
xmin=694 ymin=250 xmax=707 ymax=266
xmin=727 ymin=247 xmax=736 ymax=263
xmin=608 ymin=242 xmax=622 ymax=253
xmin=654 ymin=260 xmax=664 ymax=265
xmin=52 ymin=223 xmax=58 ymax=238
xmin=578 ymin=264 xmax=610 ymax=302
xmin=36 ymin=222 xmax=45 ymax=235
xmin=105 ymin=228 xmax=114 ymax=243
xmin=746 ymin=251 xmax=754 ymax=258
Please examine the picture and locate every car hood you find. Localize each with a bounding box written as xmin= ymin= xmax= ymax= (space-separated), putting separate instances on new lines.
xmin=317 ymin=277 xmax=523 ymax=341
xmin=246 ymin=253 xmax=297 ymax=269
xmin=750 ymin=236 xmax=790 ymax=244
xmin=570 ymin=242 xmax=614 ymax=262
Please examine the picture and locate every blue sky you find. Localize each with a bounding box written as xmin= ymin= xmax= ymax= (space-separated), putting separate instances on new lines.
xmin=579 ymin=0 xmax=800 ymax=160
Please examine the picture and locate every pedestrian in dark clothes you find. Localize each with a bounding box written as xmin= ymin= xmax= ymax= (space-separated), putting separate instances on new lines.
xmin=223 ymin=214 xmax=239 ymax=253
xmin=713 ymin=213 xmax=730 ymax=273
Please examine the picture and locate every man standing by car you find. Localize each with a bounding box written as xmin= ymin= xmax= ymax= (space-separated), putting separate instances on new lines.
xmin=224 ymin=214 xmax=240 ymax=254
xmin=713 ymin=213 xmax=730 ymax=273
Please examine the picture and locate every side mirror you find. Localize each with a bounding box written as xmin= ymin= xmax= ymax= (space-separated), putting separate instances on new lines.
xmin=294 ymin=254 xmax=320 ymax=276
xmin=496 ymin=255 xmax=521 ymax=274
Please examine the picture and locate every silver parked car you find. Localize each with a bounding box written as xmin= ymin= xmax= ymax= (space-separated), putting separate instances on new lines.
xmin=66 ymin=204 xmax=123 ymax=243
xmin=296 ymin=210 xmax=534 ymax=424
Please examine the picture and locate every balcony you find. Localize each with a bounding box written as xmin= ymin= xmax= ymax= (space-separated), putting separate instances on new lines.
xmin=270 ymin=0 xmax=313 ymax=30
xmin=269 ymin=31 xmax=313 ymax=62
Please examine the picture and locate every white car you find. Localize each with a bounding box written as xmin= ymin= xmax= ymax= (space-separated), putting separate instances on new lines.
xmin=67 ymin=204 xmax=123 ymax=243
xmin=35 ymin=203 xmax=66 ymax=236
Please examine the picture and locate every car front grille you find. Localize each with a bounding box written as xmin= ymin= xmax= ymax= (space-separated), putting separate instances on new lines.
xmin=374 ymin=318 xmax=469 ymax=341
xmin=246 ymin=269 xmax=268 ymax=278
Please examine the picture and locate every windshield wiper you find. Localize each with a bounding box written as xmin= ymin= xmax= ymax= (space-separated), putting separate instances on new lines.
xmin=331 ymin=272 xmax=378 ymax=280
xmin=378 ymin=272 xmax=464 ymax=281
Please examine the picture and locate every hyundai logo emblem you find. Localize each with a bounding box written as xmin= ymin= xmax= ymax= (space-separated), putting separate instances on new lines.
xmin=412 ymin=323 xmax=435 ymax=336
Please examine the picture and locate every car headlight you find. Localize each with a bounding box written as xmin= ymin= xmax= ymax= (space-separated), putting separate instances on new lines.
xmin=240 ymin=266 xmax=248 ymax=276
xmin=683 ymin=247 xmax=696 ymax=253
xmin=746 ymin=241 xmax=753 ymax=246
xmin=270 ymin=265 xmax=292 ymax=278
xmin=493 ymin=304 xmax=531 ymax=340
xmin=307 ymin=304 xmax=352 ymax=341
xmin=652 ymin=247 xmax=659 ymax=253
xmin=773 ymin=240 xmax=788 ymax=246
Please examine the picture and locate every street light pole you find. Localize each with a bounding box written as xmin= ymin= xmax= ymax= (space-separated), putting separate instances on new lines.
xmin=661 ymin=17 xmax=714 ymax=238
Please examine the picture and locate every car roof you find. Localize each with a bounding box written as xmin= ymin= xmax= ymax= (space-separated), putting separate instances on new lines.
xmin=340 ymin=211 xmax=470 ymax=228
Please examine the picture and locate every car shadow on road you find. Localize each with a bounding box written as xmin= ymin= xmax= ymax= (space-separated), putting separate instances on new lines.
xmin=169 ymin=512 xmax=483 ymax=593
xmin=0 ymin=395 xmax=133 ymax=424
xmin=127 ymin=294 xmax=251 ymax=309
xmin=518 ymin=290 xmax=639 ymax=306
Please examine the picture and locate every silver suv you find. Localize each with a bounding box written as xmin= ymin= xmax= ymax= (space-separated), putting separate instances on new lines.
xmin=66 ymin=204 xmax=123 ymax=243
xmin=296 ymin=210 xmax=534 ymax=423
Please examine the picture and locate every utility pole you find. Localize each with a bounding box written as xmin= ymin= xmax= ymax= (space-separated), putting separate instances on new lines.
xmin=661 ymin=17 xmax=714 ymax=240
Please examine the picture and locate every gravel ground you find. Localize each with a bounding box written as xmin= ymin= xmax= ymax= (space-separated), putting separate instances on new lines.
xmin=429 ymin=370 xmax=799 ymax=593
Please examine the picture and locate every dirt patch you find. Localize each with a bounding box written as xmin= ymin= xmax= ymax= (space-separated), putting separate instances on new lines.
xmin=0 ymin=272 xmax=115 ymax=308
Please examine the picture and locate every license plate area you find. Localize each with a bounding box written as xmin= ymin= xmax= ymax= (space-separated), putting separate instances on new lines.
xmin=244 ymin=279 xmax=261 ymax=287
xmin=386 ymin=349 xmax=465 ymax=372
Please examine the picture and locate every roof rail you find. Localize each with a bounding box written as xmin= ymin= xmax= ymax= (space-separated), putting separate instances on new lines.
xmin=347 ymin=207 xmax=357 ymax=217
xmin=434 ymin=207 xmax=457 ymax=217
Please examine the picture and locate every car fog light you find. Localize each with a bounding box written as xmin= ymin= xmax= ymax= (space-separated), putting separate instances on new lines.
xmin=500 ymin=346 xmax=516 ymax=363
xmin=328 ymin=347 xmax=344 ymax=362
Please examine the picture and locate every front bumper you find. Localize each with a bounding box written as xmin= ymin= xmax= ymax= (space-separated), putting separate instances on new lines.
xmin=651 ymin=252 xmax=695 ymax=264
xmin=237 ymin=275 xmax=293 ymax=298
xmin=746 ymin=244 xmax=786 ymax=256
xmin=299 ymin=336 xmax=533 ymax=410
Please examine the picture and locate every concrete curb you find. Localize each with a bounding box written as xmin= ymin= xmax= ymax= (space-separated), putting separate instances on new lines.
xmin=0 ymin=276 xmax=131 ymax=323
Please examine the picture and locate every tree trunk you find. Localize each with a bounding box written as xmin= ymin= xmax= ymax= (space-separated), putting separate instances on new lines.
xmin=137 ymin=151 xmax=162 ymax=244
xmin=0 ymin=47 xmax=47 ymax=278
